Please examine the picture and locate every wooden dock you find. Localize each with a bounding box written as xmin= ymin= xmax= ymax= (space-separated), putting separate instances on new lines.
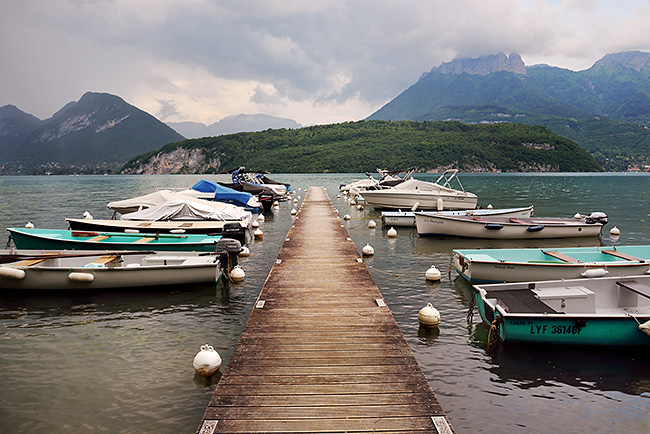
xmin=197 ymin=187 xmax=453 ymax=434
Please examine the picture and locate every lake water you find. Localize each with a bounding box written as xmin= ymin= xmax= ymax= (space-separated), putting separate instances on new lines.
xmin=1 ymin=173 xmax=649 ymax=434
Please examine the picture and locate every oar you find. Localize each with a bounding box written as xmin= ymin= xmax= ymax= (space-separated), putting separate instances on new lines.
xmin=0 ymin=250 xmax=157 ymax=264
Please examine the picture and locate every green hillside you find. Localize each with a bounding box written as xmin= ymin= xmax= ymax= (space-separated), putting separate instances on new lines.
xmin=122 ymin=120 xmax=602 ymax=174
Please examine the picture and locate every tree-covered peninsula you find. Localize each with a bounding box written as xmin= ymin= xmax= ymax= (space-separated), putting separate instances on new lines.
xmin=121 ymin=120 xmax=603 ymax=174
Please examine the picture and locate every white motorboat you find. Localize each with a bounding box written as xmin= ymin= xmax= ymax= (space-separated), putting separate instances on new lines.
xmin=415 ymin=213 xmax=606 ymax=239
xmin=381 ymin=205 xmax=534 ymax=227
xmin=0 ymin=250 xmax=225 ymax=290
xmin=361 ymin=170 xmax=478 ymax=210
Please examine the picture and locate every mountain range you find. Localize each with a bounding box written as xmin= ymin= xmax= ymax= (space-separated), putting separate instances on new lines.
xmin=167 ymin=114 xmax=302 ymax=139
xmin=0 ymin=92 xmax=185 ymax=174
xmin=368 ymin=51 xmax=650 ymax=170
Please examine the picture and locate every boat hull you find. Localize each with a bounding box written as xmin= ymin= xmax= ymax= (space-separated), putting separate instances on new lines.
xmin=0 ymin=252 xmax=223 ymax=290
xmin=8 ymin=228 xmax=224 ymax=252
xmin=454 ymin=245 xmax=650 ymax=283
xmin=416 ymin=215 xmax=603 ymax=239
xmin=473 ymin=277 xmax=650 ymax=346
xmin=362 ymin=190 xmax=477 ymax=210
xmin=382 ymin=206 xmax=534 ymax=227
xmin=66 ymin=218 xmax=248 ymax=243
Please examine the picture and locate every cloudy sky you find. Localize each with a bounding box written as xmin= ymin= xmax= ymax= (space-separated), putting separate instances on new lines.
xmin=2 ymin=0 xmax=649 ymax=126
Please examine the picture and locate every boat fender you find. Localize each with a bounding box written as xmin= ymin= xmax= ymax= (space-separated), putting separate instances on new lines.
xmin=581 ymin=268 xmax=609 ymax=278
xmin=436 ymin=198 xmax=444 ymax=211
xmin=484 ymin=223 xmax=503 ymax=230
xmin=411 ymin=202 xmax=420 ymax=212
xmin=124 ymin=229 xmax=139 ymax=233
xmin=0 ymin=267 xmax=26 ymax=280
xmin=418 ymin=303 xmax=441 ymax=328
xmin=68 ymin=272 xmax=94 ymax=282
xmin=639 ymin=320 xmax=650 ymax=337
xmin=192 ymin=344 xmax=222 ymax=377
xmin=526 ymin=225 xmax=545 ymax=232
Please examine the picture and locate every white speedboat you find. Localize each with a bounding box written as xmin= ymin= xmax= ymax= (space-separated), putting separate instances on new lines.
xmin=361 ymin=170 xmax=478 ymax=210
xmin=381 ymin=205 xmax=534 ymax=227
xmin=0 ymin=250 xmax=225 ymax=290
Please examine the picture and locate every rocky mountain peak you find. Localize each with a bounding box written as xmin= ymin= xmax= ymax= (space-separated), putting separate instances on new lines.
xmin=591 ymin=50 xmax=650 ymax=72
xmin=432 ymin=52 xmax=527 ymax=76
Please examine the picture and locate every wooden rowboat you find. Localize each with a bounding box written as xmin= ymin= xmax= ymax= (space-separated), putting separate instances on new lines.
xmin=0 ymin=250 xmax=225 ymax=290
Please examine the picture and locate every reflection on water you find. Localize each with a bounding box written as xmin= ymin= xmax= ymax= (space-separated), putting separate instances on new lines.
xmin=2 ymin=173 xmax=650 ymax=434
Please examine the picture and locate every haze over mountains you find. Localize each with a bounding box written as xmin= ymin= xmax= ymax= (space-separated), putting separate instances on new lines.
xmin=2 ymin=50 xmax=650 ymax=174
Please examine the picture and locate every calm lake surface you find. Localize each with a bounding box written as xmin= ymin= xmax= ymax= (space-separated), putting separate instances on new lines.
xmin=1 ymin=173 xmax=649 ymax=434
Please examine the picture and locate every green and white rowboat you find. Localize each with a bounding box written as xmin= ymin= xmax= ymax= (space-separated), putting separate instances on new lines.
xmin=473 ymin=275 xmax=650 ymax=346
xmin=8 ymin=227 xmax=224 ymax=252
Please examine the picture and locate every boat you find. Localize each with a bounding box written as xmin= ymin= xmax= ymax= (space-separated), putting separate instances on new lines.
xmin=340 ymin=168 xmax=413 ymax=198
xmin=415 ymin=212 xmax=607 ymax=239
xmin=454 ymin=245 xmax=650 ymax=283
xmin=0 ymin=250 xmax=226 ymax=290
xmin=180 ymin=179 xmax=261 ymax=212
xmin=65 ymin=218 xmax=248 ymax=243
xmin=218 ymin=167 xmax=291 ymax=210
xmin=381 ymin=205 xmax=534 ymax=227
xmin=361 ymin=169 xmax=478 ymax=210
xmin=7 ymin=228 xmax=235 ymax=252
xmin=107 ymin=189 xmax=254 ymax=221
xmin=472 ymin=275 xmax=650 ymax=346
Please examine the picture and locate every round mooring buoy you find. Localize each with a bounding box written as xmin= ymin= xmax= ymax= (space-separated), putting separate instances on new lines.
xmin=425 ymin=265 xmax=441 ymax=281
xmin=83 ymin=211 xmax=93 ymax=219
xmin=610 ymin=226 xmax=621 ymax=236
xmin=257 ymin=214 xmax=265 ymax=221
xmin=254 ymin=228 xmax=263 ymax=240
xmin=239 ymin=246 xmax=250 ymax=257
xmin=193 ymin=344 xmax=222 ymax=377
xmin=387 ymin=227 xmax=397 ymax=238
xmin=368 ymin=220 xmax=377 ymax=229
xmin=362 ymin=243 xmax=374 ymax=256
xmin=25 ymin=221 xmax=34 ymax=228
xmin=291 ymin=208 xmax=297 ymax=215
xmin=251 ymin=220 xmax=260 ymax=229
xmin=230 ymin=265 xmax=245 ymax=282
xmin=343 ymin=214 xmax=351 ymax=220
xmin=418 ymin=303 xmax=441 ymax=328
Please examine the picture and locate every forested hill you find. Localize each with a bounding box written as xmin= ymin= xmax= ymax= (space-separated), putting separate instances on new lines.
xmin=121 ymin=120 xmax=602 ymax=174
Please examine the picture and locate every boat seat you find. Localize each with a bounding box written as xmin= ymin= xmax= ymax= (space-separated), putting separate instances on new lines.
xmin=542 ymin=250 xmax=580 ymax=263
xmin=89 ymin=254 xmax=120 ymax=266
xmin=602 ymin=250 xmax=645 ymax=262
xmin=133 ymin=237 xmax=155 ymax=244
xmin=87 ymin=235 xmax=110 ymax=242
xmin=486 ymin=288 xmax=560 ymax=314
xmin=14 ymin=252 xmax=60 ymax=267
xmin=616 ymin=280 xmax=650 ymax=299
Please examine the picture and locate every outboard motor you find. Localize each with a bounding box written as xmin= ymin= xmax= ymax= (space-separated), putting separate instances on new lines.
xmin=586 ymin=211 xmax=608 ymax=225
xmin=215 ymin=238 xmax=243 ymax=269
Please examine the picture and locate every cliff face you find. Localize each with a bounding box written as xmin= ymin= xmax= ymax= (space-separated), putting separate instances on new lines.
xmin=432 ymin=52 xmax=527 ymax=76
xmin=122 ymin=148 xmax=221 ymax=174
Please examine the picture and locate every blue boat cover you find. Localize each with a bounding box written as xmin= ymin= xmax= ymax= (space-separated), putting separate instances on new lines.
xmin=191 ymin=180 xmax=255 ymax=209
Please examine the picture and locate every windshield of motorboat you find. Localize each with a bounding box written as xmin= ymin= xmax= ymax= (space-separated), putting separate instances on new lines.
xmin=390 ymin=178 xmax=469 ymax=194
xmin=433 ymin=169 xmax=467 ymax=192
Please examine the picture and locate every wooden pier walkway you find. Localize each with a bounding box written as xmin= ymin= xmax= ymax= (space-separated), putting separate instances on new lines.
xmin=197 ymin=187 xmax=453 ymax=434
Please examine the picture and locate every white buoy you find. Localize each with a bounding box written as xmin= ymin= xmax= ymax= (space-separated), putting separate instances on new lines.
xmin=357 ymin=204 xmax=363 ymax=211
xmin=425 ymin=265 xmax=441 ymax=281
xmin=257 ymin=214 xmax=265 ymax=221
xmin=387 ymin=227 xmax=397 ymax=238
xmin=251 ymin=220 xmax=260 ymax=229
xmin=293 ymin=198 xmax=298 ymax=204
xmin=273 ymin=205 xmax=280 ymax=211
xmin=25 ymin=221 xmax=34 ymax=228
xmin=368 ymin=220 xmax=377 ymax=229
xmin=83 ymin=211 xmax=93 ymax=219
xmin=610 ymin=226 xmax=621 ymax=236
xmin=0 ymin=267 xmax=26 ymax=280
xmin=336 ymin=194 xmax=341 ymax=198
xmin=436 ymin=198 xmax=444 ymax=211
xmin=230 ymin=265 xmax=245 ymax=282
xmin=362 ymin=243 xmax=374 ymax=256
xmin=273 ymin=201 xmax=279 ymax=206
xmin=192 ymin=344 xmax=222 ymax=377
xmin=343 ymin=214 xmax=351 ymax=220
xmin=239 ymin=246 xmax=250 ymax=257
xmin=290 ymin=208 xmax=297 ymax=215
xmin=418 ymin=303 xmax=441 ymax=328
xmin=487 ymin=204 xmax=493 ymax=210
xmin=349 ymin=199 xmax=356 ymax=206
xmin=574 ymin=212 xmax=582 ymax=219
xmin=254 ymin=228 xmax=263 ymax=240
xmin=581 ymin=268 xmax=609 ymax=278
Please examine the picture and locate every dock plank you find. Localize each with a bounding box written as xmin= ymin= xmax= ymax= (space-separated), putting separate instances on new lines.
xmin=197 ymin=187 xmax=451 ymax=434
